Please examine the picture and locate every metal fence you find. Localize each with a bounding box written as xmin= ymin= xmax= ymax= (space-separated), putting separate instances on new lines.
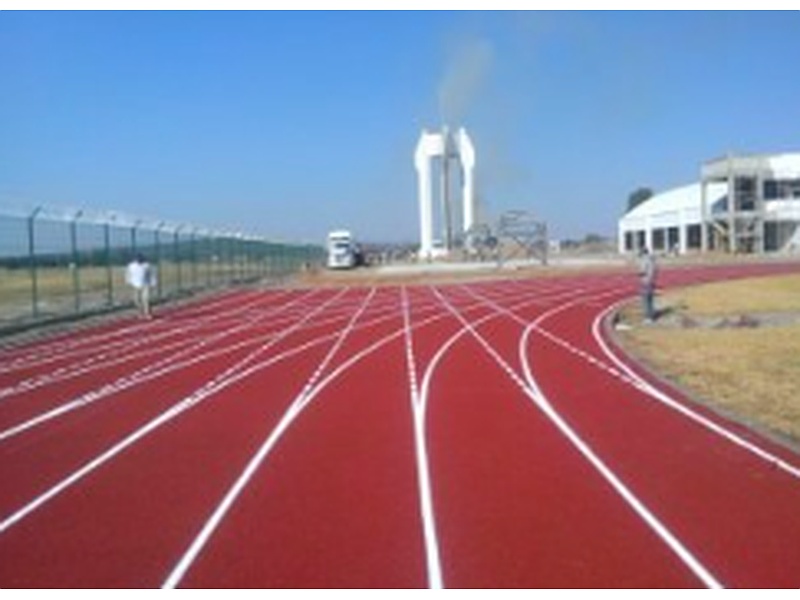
xmin=0 ymin=204 xmax=324 ymax=334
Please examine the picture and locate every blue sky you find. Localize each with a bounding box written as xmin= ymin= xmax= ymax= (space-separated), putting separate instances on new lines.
xmin=2 ymin=11 xmax=800 ymax=244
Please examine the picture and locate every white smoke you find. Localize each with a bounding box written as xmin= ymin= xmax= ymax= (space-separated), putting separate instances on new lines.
xmin=437 ymin=36 xmax=494 ymax=126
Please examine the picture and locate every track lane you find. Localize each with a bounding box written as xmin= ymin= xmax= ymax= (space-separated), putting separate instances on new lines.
xmin=522 ymin=276 xmax=800 ymax=587
xmin=0 ymin=288 xmax=366 ymax=587
xmin=0 ymin=341 xmax=337 ymax=587
xmin=171 ymin=284 xmax=562 ymax=588
xmin=2 ymin=263 xmax=800 ymax=588
xmin=0 ymin=288 xmax=349 ymax=530
xmin=0 ymin=287 xmax=278 ymax=381
xmin=172 ymin=288 xmax=431 ymax=587
xmin=423 ymin=284 xmax=703 ymax=587
xmin=0 ymin=290 xmax=322 ymax=432
xmin=0 ymin=289 xmax=331 ymax=443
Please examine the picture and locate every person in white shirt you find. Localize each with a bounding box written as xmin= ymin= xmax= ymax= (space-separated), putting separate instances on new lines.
xmin=125 ymin=254 xmax=155 ymax=318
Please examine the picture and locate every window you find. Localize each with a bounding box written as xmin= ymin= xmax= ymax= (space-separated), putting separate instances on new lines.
xmin=764 ymin=180 xmax=779 ymax=199
xmin=735 ymin=177 xmax=756 ymax=210
xmin=652 ymin=229 xmax=666 ymax=251
xmin=624 ymin=231 xmax=633 ymax=251
xmin=667 ymin=227 xmax=680 ymax=250
xmin=763 ymin=178 xmax=800 ymax=200
xmin=687 ymin=224 xmax=702 ymax=249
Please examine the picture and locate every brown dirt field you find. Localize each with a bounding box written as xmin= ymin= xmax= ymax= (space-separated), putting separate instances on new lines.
xmin=294 ymin=261 xmax=631 ymax=288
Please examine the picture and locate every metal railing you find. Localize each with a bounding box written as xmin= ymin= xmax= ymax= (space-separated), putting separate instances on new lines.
xmin=0 ymin=203 xmax=324 ymax=334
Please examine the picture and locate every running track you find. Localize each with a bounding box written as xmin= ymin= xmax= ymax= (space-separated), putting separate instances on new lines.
xmin=1 ymin=263 xmax=799 ymax=588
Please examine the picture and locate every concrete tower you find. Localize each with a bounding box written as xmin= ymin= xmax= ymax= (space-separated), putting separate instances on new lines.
xmin=414 ymin=126 xmax=476 ymax=260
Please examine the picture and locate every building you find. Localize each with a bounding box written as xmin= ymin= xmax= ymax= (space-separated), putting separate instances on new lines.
xmin=619 ymin=153 xmax=800 ymax=255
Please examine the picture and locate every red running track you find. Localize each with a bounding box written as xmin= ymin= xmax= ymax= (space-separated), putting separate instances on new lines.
xmin=1 ymin=263 xmax=799 ymax=588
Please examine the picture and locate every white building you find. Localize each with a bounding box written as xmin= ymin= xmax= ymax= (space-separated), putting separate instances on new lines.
xmin=619 ymin=153 xmax=800 ymax=255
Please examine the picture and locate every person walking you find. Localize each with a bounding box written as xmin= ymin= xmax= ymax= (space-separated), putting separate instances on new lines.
xmin=638 ymin=247 xmax=657 ymax=322
xmin=125 ymin=254 xmax=155 ymax=319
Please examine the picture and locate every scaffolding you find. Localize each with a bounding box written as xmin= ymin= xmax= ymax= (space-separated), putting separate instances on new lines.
xmin=495 ymin=210 xmax=549 ymax=265
xmin=701 ymin=154 xmax=769 ymax=254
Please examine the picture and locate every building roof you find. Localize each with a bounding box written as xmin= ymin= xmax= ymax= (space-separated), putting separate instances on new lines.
xmin=619 ymin=152 xmax=800 ymax=232
xmin=620 ymin=182 xmax=727 ymax=227
xmin=702 ymin=152 xmax=800 ymax=180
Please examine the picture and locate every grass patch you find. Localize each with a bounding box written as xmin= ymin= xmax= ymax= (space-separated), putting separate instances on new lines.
xmin=659 ymin=273 xmax=800 ymax=316
xmin=616 ymin=274 xmax=800 ymax=446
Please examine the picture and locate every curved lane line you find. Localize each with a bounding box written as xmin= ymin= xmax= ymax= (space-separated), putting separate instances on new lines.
xmin=0 ymin=289 xmax=319 ymax=402
xmin=401 ymin=286 xmax=443 ymax=589
xmin=0 ymin=283 xmax=542 ymax=576
xmin=411 ymin=285 xmax=585 ymax=588
xmin=437 ymin=285 xmax=724 ymax=589
xmin=0 ymin=285 xmax=485 ymax=443
xmin=161 ymin=287 xmax=377 ymax=588
xmin=161 ymin=284 xmax=530 ymax=588
xmin=591 ymin=301 xmax=800 ymax=480
xmin=0 ymin=288 xmax=350 ymax=535
xmin=0 ymin=289 xmax=328 ymax=441
xmin=0 ymin=288 xmax=283 ymax=374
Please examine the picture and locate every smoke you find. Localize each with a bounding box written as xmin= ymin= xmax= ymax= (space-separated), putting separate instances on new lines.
xmin=436 ymin=35 xmax=494 ymax=125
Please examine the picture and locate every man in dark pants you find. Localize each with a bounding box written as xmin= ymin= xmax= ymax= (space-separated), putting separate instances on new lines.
xmin=638 ymin=247 xmax=657 ymax=322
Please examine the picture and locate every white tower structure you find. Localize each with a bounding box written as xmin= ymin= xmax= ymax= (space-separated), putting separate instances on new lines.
xmin=414 ymin=126 xmax=476 ymax=259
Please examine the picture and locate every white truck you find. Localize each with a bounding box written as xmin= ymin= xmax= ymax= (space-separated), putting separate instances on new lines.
xmin=326 ymin=230 xmax=358 ymax=269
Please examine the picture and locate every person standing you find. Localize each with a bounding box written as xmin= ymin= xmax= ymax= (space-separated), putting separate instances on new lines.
xmin=638 ymin=247 xmax=657 ymax=322
xmin=125 ymin=254 xmax=155 ymax=319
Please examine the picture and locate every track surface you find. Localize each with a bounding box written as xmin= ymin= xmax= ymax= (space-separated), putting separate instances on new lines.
xmin=1 ymin=264 xmax=799 ymax=588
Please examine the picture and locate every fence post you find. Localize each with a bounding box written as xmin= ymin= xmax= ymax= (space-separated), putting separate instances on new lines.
xmin=190 ymin=227 xmax=198 ymax=290
xmin=227 ymin=234 xmax=235 ymax=284
xmin=205 ymin=231 xmax=213 ymax=287
xmin=155 ymin=221 xmax=164 ymax=299
xmin=214 ymin=231 xmax=225 ymax=285
xmin=131 ymin=219 xmax=142 ymax=257
xmin=174 ymin=224 xmax=184 ymax=293
xmin=104 ymin=216 xmax=114 ymax=307
xmin=70 ymin=210 xmax=83 ymax=314
xmin=238 ymin=234 xmax=246 ymax=281
xmin=27 ymin=206 xmax=43 ymax=319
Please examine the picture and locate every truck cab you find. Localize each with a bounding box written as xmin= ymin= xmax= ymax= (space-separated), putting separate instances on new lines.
xmin=327 ymin=230 xmax=356 ymax=269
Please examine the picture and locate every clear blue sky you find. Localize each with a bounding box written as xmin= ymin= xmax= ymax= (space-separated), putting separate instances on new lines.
xmin=2 ymin=11 xmax=800 ymax=244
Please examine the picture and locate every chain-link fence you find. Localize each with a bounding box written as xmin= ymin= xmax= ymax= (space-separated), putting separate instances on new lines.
xmin=0 ymin=204 xmax=324 ymax=334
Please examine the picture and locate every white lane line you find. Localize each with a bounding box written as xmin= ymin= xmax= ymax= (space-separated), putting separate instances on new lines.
xmin=0 ymin=289 xmax=316 ymax=402
xmin=591 ymin=301 xmax=800 ymax=480
xmin=0 ymin=290 xmax=288 ymax=393
xmin=0 ymin=288 xmax=349 ymax=535
xmin=407 ymin=285 xmax=585 ymax=588
xmin=0 ymin=284 xmax=538 ymax=565
xmin=401 ymin=286 xmax=443 ymax=590
xmin=0 ymin=289 xmax=325 ymax=442
xmin=188 ymin=288 xmax=351 ymax=397
xmin=162 ymin=284 xmax=564 ymax=588
xmin=434 ymin=285 xmax=724 ymax=589
xmin=161 ymin=287 xmax=377 ymax=589
xmin=0 ymin=288 xmax=282 ymax=374
xmin=477 ymin=280 xmax=800 ymax=482
xmin=0 ymin=287 xmax=435 ymax=443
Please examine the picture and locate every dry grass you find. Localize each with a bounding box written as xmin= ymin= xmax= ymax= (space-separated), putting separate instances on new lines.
xmin=658 ymin=273 xmax=800 ymax=316
xmin=617 ymin=274 xmax=800 ymax=446
xmin=0 ymin=262 xmax=248 ymax=322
